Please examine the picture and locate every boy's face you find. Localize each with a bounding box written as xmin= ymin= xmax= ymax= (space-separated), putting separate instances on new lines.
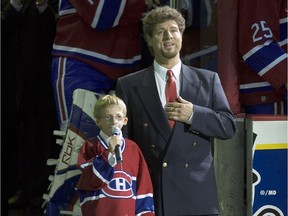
xmin=95 ymin=104 xmax=128 ymax=136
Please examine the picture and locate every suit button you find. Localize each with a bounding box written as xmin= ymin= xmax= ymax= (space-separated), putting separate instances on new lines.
xmin=150 ymin=145 xmax=155 ymax=148
xmin=163 ymin=162 xmax=168 ymax=167
xmin=184 ymin=163 xmax=189 ymax=168
xmin=260 ymin=95 xmax=266 ymax=102
xmin=192 ymin=142 xmax=197 ymax=147
xmin=143 ymin=123 xmax=148 ymax=127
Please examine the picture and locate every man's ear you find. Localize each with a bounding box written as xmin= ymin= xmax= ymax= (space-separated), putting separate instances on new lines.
xmin=146 ymin=35 xmax=152 ymax=47
xmin=95 ymin=118 xmax=100 ymax=126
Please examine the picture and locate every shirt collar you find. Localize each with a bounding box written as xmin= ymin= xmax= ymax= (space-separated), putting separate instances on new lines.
xmin=153 ymin=60 xmax=181 ymax=81
xmin=99 ymin=130 xmax=109 ymax=141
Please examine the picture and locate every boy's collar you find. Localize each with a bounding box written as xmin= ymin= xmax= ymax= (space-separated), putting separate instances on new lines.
xmin=99 ymin=130 xmax=109 ymax=140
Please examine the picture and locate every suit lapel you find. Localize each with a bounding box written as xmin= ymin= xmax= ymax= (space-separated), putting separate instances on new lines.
xmin=135 ymin=66 xmax=172 ymax=142
xmin=180 ymin=64 xmax=202 ymax=103
xmin=163 ymin=65 xmax=203 ymax=156
xmin=133 ymin=64 xmax=203 ymax=147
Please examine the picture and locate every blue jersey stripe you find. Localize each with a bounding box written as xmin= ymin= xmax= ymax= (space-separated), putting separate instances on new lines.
xmin=59 ymin=0 xmax=75 ymax=16
xmin=240 ymin=85 xmax=274 ymax=94
xmin=245 ymin=41 xmax=286 ymax=75
xmin=279 ymin=18 xmax=288 ymax=42
xmin=96 ymin=0 xmax=123 ymax=29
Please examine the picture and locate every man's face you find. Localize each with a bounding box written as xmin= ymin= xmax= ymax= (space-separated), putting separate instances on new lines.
xmin=147 ymin=20 xmax=182 ymax=63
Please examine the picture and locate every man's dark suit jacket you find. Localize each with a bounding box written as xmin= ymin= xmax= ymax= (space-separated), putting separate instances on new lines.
xmin=116 ymin=64 xmax=236 ymax=216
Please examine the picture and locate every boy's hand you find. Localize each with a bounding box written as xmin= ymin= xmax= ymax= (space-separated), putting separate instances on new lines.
xmin=108 ymin=136 xmax=122 ymax=155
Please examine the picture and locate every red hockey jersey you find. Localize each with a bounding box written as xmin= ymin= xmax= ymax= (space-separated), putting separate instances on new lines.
xmin=53 ymin=0 xmax=146 ymax=80
xmin=218 ymin=0 xmax=287 ymax=114
xmin=238 ymin=0 xmax=287 ymax=108
xmin=76 ymin=136 xmax=155 ymax=216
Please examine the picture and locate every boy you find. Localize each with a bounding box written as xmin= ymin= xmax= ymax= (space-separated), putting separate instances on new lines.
xmin=76 ymin=94 xmax=155 ymax=216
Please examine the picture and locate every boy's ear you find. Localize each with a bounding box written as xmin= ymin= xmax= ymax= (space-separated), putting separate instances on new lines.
xmin=123 ymin=117 xmax=128 ymax=125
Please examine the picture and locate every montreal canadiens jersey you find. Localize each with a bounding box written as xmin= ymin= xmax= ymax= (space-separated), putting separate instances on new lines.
xmin=238 ymin=0 xmax=287 ymax=106
xmin=52 ymin=0 xmax=146 ymax=80
xmin=76 ymin=136 xmax=155 ymax=216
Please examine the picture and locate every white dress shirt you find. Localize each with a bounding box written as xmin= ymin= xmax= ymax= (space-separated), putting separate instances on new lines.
xmin=153 ymin=60 xmax=193 ymax=124
xmin=153 ymin=60 xmax=181 ymax=108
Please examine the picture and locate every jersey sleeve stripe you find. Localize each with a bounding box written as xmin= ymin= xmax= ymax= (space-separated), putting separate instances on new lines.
xmin=258 ymin=54 xmax=287 ymax=76
xmin=244 ymin=41 xmax=287 ymax=75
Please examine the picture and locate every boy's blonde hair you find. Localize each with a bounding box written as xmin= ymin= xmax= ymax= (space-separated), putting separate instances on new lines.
xmin=93 ymin=94 xmax=127 ymax=118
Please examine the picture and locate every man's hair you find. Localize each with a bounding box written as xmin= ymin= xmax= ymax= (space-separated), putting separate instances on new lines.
xmin=93 ymin=94 xmax=127 ymax=118
xmin=143 ymin=6 xmax=186 ymax=39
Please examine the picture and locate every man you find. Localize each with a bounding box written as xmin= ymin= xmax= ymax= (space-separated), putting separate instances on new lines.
xmin=116 ymin=6 xmax=236 ymax=216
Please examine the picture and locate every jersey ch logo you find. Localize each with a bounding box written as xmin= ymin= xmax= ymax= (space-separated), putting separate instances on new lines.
xmin=101 ymin=170 xmax=134 ymax=199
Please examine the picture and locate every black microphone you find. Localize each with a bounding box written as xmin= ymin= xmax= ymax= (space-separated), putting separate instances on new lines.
xmin=111 ymin=126 xmax=123 ymax=164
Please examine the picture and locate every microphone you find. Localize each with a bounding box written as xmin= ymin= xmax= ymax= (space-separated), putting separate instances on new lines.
xmin=111 ymin=126 xmax=123 ymax=164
